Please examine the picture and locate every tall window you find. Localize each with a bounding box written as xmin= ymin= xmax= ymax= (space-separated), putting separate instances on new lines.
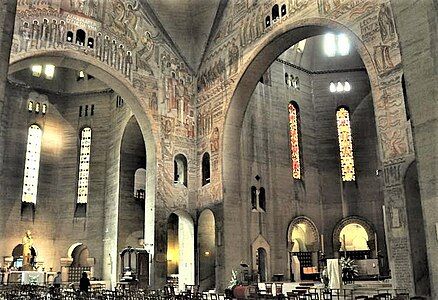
xmin=22 ymin=125 xmax=42 ymax=204
xmin=336 ymin=107 xmax=355 ymax=181
xmin=77 ymin=127 xmax=92 ymax=203
xmin=288 ymin=102 xmax=301 ymax=179
xmin=201 ymin=152 xmax=211 ymax=186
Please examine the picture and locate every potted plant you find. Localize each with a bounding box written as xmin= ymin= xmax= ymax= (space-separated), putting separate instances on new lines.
xmin=340 ymin=257 xmax=358 ymax=284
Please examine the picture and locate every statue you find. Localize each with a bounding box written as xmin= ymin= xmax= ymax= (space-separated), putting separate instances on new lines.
xmin=22 ymin=230 xmax=34 ymax=270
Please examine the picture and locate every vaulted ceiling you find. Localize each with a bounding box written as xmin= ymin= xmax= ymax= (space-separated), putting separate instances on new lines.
xmin=143 ymin=0 xmax=225 ymax=72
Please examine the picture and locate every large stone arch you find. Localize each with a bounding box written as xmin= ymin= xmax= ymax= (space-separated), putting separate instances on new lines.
xmin=8 ymin=50 xmax=158 ymax=286
xmin=218 ymin=12 xmax=411 ymax=290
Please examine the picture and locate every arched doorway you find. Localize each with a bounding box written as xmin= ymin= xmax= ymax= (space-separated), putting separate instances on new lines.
xmin=8 ymin=52 xmax=157 ymax=286
xmin=257 ymin=247 xmax=267 ymax=282
xmin=333 ymin=216 xmax=376 ymax=260
xmin=166 ymin=211 xmax=195 ymax=292
xmin=198 ymin=209 xmax=216 ymax=291
xmin=287 ymin=217 xmax=320 ymax=281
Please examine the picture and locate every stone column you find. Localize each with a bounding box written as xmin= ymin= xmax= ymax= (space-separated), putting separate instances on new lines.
xmin=0 ymin=0 xmax=17 ymax=252
xmin=390 ymin=0 xmax=438 ymax=298
xmin=0 ymin=0 xmax=16 ymax=172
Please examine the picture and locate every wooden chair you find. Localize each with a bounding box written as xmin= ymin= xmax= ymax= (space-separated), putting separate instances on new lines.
xmin=275 ymin=282 xmax=284 ymax=299
xmin=321 ymin=290 xmax=332 ymax=300
xmin=286 ymin=292 xmax=299 ymax=300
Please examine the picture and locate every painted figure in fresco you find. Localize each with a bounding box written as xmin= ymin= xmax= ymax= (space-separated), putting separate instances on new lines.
xmin=40 ymin=18 xmax=49 ymax=48
xmin=49 ymin=19 xmax=58 ymax=48
xmin=103 ymin=36 xmax=110 ymax=63
xmin=22 ymin=230 xmax=34 ymax=270
xmin=19 ymin=22 xmax=31 ymax=52
xmin=228 ymin=41 xmax=239 ymax=75
xmin=125 ymin=51 xmax=133 ymax=77
xmin=117 ymin=44 xmax=125 ymax=71
xmin=112 ymin=0 xmax=126 ymax=35
xmin=210 ymin=127 xmax=220 ymax=152
xmin=125 ymin=4 xmax=139 ymax=43
xmin=31 ymin=20 xmax=40 ymax=49
xmin=95 ymin=32 xmax=102 ymax=58
xmin=58 ymin=21 xmax=66 ymax=47
xmin=373 ymin=44 xmax=394 ymax=74
xmin=150 ymin=92 xmax=158 ymax=114
xmin=136 ymin=31 xmax=155 ymax=74
xmin=378 ymin=3 xmax=395 ymax=43
xmin=85 ymin=0 xmax=99 ymax=19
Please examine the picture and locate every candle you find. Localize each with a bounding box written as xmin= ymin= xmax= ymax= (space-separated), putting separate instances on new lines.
xmin=374 ymin=232 xmax=378 ymax=257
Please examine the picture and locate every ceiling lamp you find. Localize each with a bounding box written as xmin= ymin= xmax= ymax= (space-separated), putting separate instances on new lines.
xmin=31 ymin=65 xmax=42 ymax=77
xmin=79 ymin=70 xmax=85 ymax=78
xmin=44 ymin=64 xmax=55 ymax=80
xmin=330 ymin=82 xmax=336 ymax=93
xmin=344 ymin=81 xmax=351 ymax=92
xmin=336 ymin=81 xmax=344 ymax=92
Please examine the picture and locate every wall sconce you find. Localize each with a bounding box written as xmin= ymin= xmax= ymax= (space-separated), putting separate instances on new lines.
xmin=204 ymin=251 xmax=211 ymax=257
xmin=44 ymin=64 xmax=55 ymax=80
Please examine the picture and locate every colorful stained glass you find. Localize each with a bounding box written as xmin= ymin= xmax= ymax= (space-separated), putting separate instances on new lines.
xmin=77 ymin=127 xmax=92 ymax=203
xmin=336 ymin=107 xmax=355 ymax=181
xmin=288 ymin=102 xmax=301 ymax=179
xmin=22 ymin=125 xmax=42 ymax=204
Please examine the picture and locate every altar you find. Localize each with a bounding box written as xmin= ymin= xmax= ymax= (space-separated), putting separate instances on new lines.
xmin=7 ymin=271 xmax=45 ymax=285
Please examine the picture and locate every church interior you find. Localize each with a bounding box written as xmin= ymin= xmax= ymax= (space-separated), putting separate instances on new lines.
xmin=0 ymin=0 xmax=436 ymax=299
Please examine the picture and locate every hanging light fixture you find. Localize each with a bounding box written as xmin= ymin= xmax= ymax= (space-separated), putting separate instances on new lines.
xmin=344 ymin=80 xmax=351 ymax=92
xmin=330 ymin=82 xmax=336 ymax=93
xmin=336 ymin=81 xmax=344 ymax=92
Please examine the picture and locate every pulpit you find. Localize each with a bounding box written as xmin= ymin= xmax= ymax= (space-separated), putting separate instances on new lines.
xmin=119 ymin=247 xmax=149 ymax=289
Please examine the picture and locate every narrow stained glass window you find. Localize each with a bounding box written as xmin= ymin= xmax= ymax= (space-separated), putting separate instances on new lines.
xmin=336 ymin=107 xmax=355 ymax=181
xmin=77 ymin=127 xmax=92 ymax=203
xmin=288 ymin=102 xmax=301 ymax=179
xmin=22 ymin=124 xmax=42 ymax=204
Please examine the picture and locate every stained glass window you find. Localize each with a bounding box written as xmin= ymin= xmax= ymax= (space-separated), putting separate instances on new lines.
xmin=336 ymin=107 xmax=355 ymax=181
xmin=77 ymin=127 xmax=92 ymax=203
xmin=288 ymin=102 xmax=301 ymax=179
xmin=22 ymin=124 xmax=42 ymax=204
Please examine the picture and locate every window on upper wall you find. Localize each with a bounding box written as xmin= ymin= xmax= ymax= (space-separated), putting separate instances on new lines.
xmin=281 ymin=4 xmax=287 ymax=16
xmin=336 ymin=107 xmax=355 ymax=181
xmin=76 ymin=29 xmax=86 ymax=46
xmin=324 ymin=33 xmax=350 ymax=57
xmin=259 ymin=187 xmax=266 ymax=211
xmin=285 ymin=73 xmax=289 ymax=85
xmin=251 ymin=186 xmax=257 ymax=210
xmin=272 ymin=5 xmax=279 ymax=21
xmin=66 ymin=31 xmax=73 ymax=42
xmin=22 ymin=124 xmax=43 ymax=204
xmin=201 ymin=152 xmax=210 ymax=186
xmin=77 ymin=127 xmax=92 ymax=204
xmin=265 ymin=16 xmax=271 ymax=28
xmin=174 ymin=154 xmax=188 ymax=187
xmin=288 ymin=102 xmax=301 ymax=179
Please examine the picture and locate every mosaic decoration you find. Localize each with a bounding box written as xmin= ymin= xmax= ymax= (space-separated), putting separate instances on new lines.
xmin=22 ymin=125 xmax=42 ymax=204
xmin=77 ymin=127 xmax=92 ymax=204
xmin=336 ymin=107 xmax=355 ymax=181
xmin=288 ymin=102 xmax=300 ymax=179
